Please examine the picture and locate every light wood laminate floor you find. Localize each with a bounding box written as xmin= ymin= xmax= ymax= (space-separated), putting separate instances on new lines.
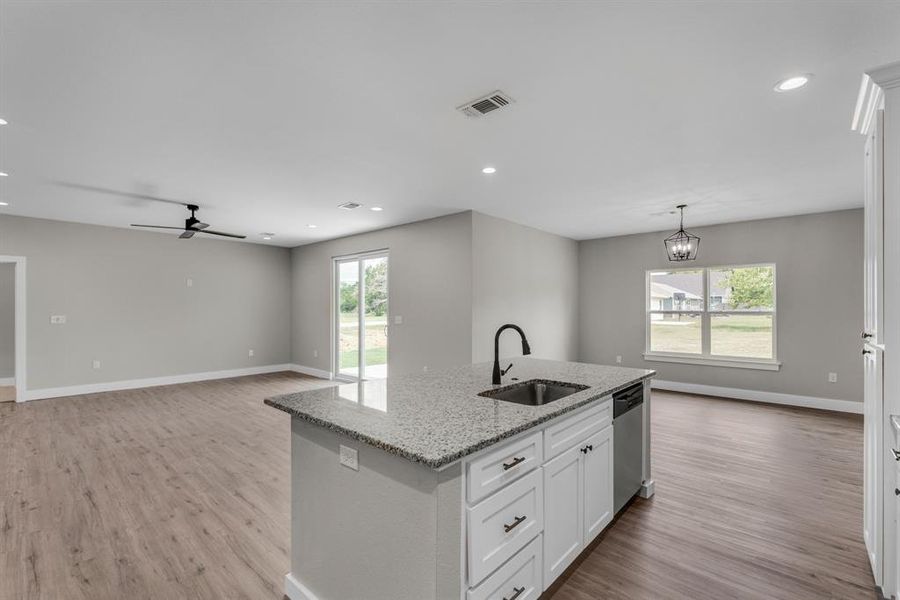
xmin=0 ymin=375 xmax=871 ymax=599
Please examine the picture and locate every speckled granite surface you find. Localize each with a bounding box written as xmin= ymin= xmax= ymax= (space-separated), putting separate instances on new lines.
xmin=265 ymin=358 xmax=655 ymax=469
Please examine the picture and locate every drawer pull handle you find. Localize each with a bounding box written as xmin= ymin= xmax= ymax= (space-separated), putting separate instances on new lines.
xmin=896 ymin=488 xmax=900 ymax=496
xmin=503 ymin=586 xmax=525 ymax=600
xmin=503 ymin=515 xmax=527 ymax=533
xmin=581 ymin=444 xmax=594 ymax=454
xmin=893 ymin=449 xmax=900 ymax=461
xmin=503 ymin=456 xmax=526 ymax=470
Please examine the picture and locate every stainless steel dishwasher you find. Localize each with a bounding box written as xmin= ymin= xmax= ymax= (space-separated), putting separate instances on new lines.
xmin=613 ymin=382 xmax=644 ymax=514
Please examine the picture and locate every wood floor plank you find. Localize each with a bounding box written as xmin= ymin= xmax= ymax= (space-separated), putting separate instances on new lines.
xmin=0 ymin=377 xmax=873 ymax=599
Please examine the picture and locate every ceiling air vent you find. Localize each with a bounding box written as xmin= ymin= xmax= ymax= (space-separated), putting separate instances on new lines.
xmin=457 ymin=90 xmax=515 ymax=118
xmin=338 ymin=202 xmax=363 ymax=210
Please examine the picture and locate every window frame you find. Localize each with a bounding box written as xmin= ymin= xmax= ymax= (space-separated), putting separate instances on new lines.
xmin=644 ymin=263 xmax=780 ymax=371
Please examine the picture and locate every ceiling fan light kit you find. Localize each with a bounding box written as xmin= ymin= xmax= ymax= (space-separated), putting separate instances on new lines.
xmin=664 ymin=204 xmax=700 ymax=261
xmin=131 ymin=204 xmax=246 ymax=240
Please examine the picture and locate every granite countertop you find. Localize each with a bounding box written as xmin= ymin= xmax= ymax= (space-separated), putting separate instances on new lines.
xmin=265 ymin=358 xmax=654 ymax=469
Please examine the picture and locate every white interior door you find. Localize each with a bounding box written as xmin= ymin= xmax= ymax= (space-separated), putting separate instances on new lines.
xmin=334 ymin=252 xmax=388 ymax=381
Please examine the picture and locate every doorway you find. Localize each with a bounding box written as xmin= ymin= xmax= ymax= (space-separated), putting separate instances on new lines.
xmin=0 ymin=256 xmax=25 ymax=402
xmin=334 ymin=251 xmax=389 ymax=381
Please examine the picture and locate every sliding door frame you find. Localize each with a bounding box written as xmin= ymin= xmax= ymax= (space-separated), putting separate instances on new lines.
xmin=332 ymin=249 xmax=389 ymax=382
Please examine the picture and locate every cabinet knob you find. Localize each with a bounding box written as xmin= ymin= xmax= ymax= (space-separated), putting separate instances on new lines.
xmin=502 ymin=456 xmax=526 ymax=471
xmin=503 ymin=587 xmax=525 ymax=600
xmin=862 ymin=332 xmax=873 ymax=339
xmin=893 ymin=449 xmax=900 ymax=461
xmin=862 ymin=349 xmax=873 ymax=355
xmin=503 ymin=515 xmax=527 ymax=533
xmin=895 ymin=488 xmax=899 ymax=496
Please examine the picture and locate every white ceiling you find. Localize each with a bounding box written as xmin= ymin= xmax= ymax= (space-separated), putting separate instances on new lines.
xmin=1 ymin=1 xmax=899 ymax=247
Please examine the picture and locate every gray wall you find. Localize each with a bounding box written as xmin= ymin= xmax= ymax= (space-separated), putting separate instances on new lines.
xmin=472 ymin=212 xmax=579 ymax=363
xmin=290 ymin=212 xmax=474 ymax=377
xmin=0 ymin=215 xmax=292 ymax=390
xmin=578 ymin=209 xmax=863 ymax=402
xmin=0 ymin=264 xmax=14 ymax=379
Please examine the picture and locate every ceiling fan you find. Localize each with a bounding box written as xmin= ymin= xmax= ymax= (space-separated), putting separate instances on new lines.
xmin=131 ymin=204 xmax=246 ymax=239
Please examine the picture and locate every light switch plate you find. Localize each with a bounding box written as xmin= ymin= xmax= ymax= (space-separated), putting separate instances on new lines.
xmin=339 ymin=445 xmax=358 ymax=471
xmin=828 ymin=372 xmax=838 ymax=383
xmin=92 ymin=360 xmax=101 ymax=369
xmin=50 ymin=315 xmax=67 ymax=324
xmin=616 ymin=355 xmax=622 ymax=364
xmin=394 ymin=315 xmax=403 ymax=325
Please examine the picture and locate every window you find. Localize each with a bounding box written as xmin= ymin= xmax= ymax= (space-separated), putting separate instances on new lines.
xmin=645 ymin=264 xmax=777 ymax=369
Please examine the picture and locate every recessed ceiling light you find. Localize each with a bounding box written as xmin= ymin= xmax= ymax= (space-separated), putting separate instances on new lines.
xmin=370 ymin=206 xmax=383 ymax=212
xmin=482 ymin=166 xmax=497 ymax=174
xmin=0 ymin=172 xmax=8 ymax=177
xmin=0 ymin=201 xmax=8 ymax=206
xmin=307 ymin=224 xmax=317 ymax=229
xmin=774 ymin=74 xmax=812 ymax=92
xmin=0 ymin=119 xmax=7 ymax=126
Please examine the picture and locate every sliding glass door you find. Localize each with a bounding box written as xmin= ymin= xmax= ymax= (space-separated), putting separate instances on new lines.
xmin=334 ymin=252 xmax=389 ymax=380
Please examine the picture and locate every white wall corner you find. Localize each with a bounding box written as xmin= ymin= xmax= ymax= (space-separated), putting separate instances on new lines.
xmin=285 ymin=573 xmax=320 ymax=600
xmin=651 ymin=379 xmax=863 ymax=414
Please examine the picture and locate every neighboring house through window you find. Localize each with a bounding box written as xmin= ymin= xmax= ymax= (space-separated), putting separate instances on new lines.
xmin=645 ymin=264 xmax=778 ymax=370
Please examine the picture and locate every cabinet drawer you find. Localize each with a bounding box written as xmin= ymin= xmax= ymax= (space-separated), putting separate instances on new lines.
xmin=468 ymin=534 xmax=542 ymax=600
xmin=468 ymin=469 xmax=544 ymax=586
xmin=468 ymin=431 xmax=543 ymax=504
xmin=543 ymin=401 xmax=611 ymax=461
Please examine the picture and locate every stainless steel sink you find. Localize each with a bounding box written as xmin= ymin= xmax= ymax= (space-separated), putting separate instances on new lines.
xmin=478 ymin=379 xmax=588 ymax=406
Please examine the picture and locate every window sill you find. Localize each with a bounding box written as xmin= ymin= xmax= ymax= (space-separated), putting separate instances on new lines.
xmin=643 ymin=353 xmax=782 ymax=371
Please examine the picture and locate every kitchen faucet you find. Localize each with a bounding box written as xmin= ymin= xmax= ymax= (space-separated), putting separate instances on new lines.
xmin=492 ymin=324 xmax=532 ymax=385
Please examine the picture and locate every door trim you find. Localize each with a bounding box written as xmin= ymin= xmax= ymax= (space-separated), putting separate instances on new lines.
xmin=0 ymin=256 xmax=26 ymax=402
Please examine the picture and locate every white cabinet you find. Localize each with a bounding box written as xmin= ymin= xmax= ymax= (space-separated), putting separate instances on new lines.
xmin=541 ymin=424 xmax=614 ymax=589
xmin=582 ymin=427 xmax=614 ymax=542
xmin=464 ymin=397 xmax=628 ymax=596
xmin=468 ymin=469 xmax=544 ymax=586
xmin=543 ymin=444 xmax=583 ymax=584
xmin=855 ymin=61 xmax=900 ymax=597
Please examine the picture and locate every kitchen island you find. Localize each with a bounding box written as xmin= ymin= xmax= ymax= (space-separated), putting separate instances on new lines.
xmin=266 ymin=358 xmax=655 ymax=600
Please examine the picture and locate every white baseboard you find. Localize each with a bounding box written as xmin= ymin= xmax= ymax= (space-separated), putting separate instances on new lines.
xmin=285 ymin=572 xmax=319 ymax=600
xmin=288 ymin=364 xmax=334 ymax=380
xmin=23 ymin=363 xmax=302 ymax=402
xmin=0 ymin=377 xmax=14 ymax=386
xmin=651 ymin=379 xmax=863 ymax=414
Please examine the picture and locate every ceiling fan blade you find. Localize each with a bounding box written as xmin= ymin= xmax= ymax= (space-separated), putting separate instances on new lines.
xmin=179 ymin=230 xmax=196 ymax=239
xmin=131 ymin=224 xmax=186 ymax=230
xmin=57 ymin=182 xmax=195 ymax=207
xmin=197 ymin=229 xmax=246 ymax=239
xmin=194 ymin=222 xmax=210 ymax=230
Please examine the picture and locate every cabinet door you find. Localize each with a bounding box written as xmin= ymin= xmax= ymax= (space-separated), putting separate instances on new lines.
xmin=864 ymin=346 xmax=883 ymax=583
xmin=543 ymin=444 xmax=583 ymax=589
xmin=583 ymin=425 xmax=614 ymax=543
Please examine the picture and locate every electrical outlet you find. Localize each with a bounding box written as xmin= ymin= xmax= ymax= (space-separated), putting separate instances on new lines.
xmin=313 ymin=349 xmax=318 ymax=358
xmin=50 ymin=315 xmax=67 ymax=324
xmin=616 ymin=355 xmax=622 ymax=364
xmin=248 ymin=349 xmax=254 ymax=357
xmin=828 ymin=372 xmax=838 ymax=383
xmin=186 ymin=278 xmax=193 ymax=287
xmin=394 ymin=315 xmax=403 ymax=325
xmin=339 ymin=445 xmax=358 ymax=471
xmin=92 ymin=360 xmax=101 ymax=369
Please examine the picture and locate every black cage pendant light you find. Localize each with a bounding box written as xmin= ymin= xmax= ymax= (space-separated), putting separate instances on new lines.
xmin=664 ymin=204 xmax=700 ymax=262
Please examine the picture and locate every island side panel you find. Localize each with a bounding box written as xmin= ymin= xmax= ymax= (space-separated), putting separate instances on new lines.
xmin=639 ymin=381 xmax=655 ymax=498
xmin=289 ymin=419 xmax=462 ymax=600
